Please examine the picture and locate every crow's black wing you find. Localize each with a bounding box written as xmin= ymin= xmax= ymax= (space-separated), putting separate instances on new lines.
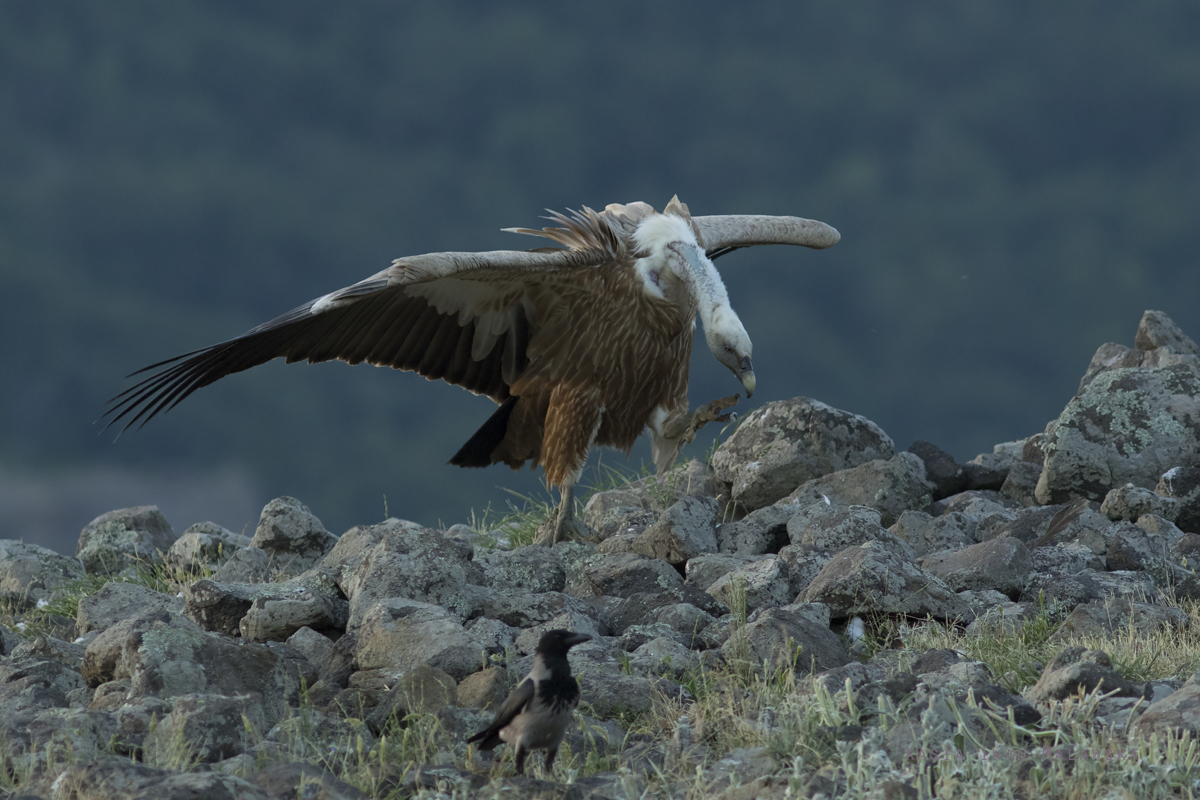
xmin=467 ymin=677 xmax=535 ymax=750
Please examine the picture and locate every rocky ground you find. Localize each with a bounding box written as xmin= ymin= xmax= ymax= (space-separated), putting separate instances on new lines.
xmin=4 ymin=310 xmax=1200 ymax=799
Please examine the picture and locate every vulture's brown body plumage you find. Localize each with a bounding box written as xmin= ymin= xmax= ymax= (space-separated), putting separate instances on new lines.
xmin=105 ymin=197 xmax=839 ymax=539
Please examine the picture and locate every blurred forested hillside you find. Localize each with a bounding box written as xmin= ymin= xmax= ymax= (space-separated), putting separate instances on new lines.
xmin=2 ymin=1 xmax=1199 ymax=552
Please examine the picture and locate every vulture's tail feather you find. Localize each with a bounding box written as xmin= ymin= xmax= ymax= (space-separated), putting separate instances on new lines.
xmin=451 ymin=396 xmax=517 ymax=467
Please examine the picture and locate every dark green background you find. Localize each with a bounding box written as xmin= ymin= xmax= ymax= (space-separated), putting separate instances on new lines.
xmin=3 ymin=2 xmax=1198 ymax=552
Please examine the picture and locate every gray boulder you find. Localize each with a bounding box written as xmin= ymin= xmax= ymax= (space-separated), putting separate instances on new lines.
xmin=80 ymin=610 xmax=303 ymax=729
xmin=572 ymin=552 xmax=684 ymax=597
xmin=354 ymin=598 xmax=482 ymax=681
xmin=211 ymin=545 xmax=272 ymax=583
xmin=1158 ymin=466 xmax=1200 ymax=534
xmin=165 ymin=522 xmax=253 ymax=571
xmin=0 ymin=539 xmax=84 ymax=604
xmin=783 ymin=453 xmax=933 ymax=527
xmin=801 ymin=540 xmax=970 ymax=621
xmin=1130 ymin=676 xmax=1200 ymax=741
xmin=1076 ymin=310 xmax=1200 ymax=395
xmin=250 ymin=496 xmax=337 ymax=576
xmin=919 ymin=537 xmax=1031 ymax=598
xmin=706 ymin=556 xmax=792 ymax=614
xmin=1052 ymin=599 xmax=1188 ymax=640
xmin=143 ymin=693 xmax=265 ymax=762
xmin=1036 ymin=365 xmax=1200 ymax=504
xmin=1101 ymin=484 xmax=1180 ymax=523
xmin=48 ymin=758 xmax=271 ymax=800
xmin=1025 ymin=647 xmax=1148 ymax=705
xmin=632 ymin=496 xmax=718 ymax=565
xmin=477 ymin=544 xmax=565 ymax=593
xmin=335 ymin=519 xmax=480 ymax=628
xmin=715 ymin=503 xmax=796 ymax=555
xmin=76 ymin=581 xmax=182 ymax=636
xmin=76 ymin=506 xmax=176 ymax=575
xmin=723 ymin=607 xmax=850 ymax=675
xmin=888 ymin=511 xmax=973 ymax=558
xmin=711 ymin=397 xmax=894 ymax=511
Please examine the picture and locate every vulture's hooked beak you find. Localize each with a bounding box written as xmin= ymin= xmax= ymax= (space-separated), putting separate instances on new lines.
xmin=738 ymin=355 xmax=755 ymax=398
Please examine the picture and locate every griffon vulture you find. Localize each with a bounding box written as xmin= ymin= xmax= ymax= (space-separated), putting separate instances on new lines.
xmin=105 ymin=197 xmax=839 ymax=543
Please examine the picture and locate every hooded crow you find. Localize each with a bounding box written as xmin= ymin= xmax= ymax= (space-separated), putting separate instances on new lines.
xmin=468 ymin=629 xmax=591 ymax=775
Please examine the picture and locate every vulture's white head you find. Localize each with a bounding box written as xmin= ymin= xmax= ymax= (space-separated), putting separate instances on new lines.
xmin=634 ymin=209 xmax=756 ymax=397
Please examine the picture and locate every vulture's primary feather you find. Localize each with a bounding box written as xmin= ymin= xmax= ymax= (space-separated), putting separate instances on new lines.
xmin=104 ymin=196 xmax=839 ymax=542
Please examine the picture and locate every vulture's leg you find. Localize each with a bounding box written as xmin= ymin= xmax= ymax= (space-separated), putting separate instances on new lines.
xmin=534 ymin=385 xmax=602 ymax=546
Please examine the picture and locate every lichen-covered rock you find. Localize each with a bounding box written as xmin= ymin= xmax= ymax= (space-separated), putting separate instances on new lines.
xmin=477 ymin=543 xmax=566 ymax=593
xmin=80 ymin=610 xmax=302 ymax=729
xmin=1025 ymin=647 xmax=1148 ymax=705
xmin=919 ymin=536 xmax=1031 ymax=598
xmin=723 ymin=607 xmax=850 ymax=675
xmin=787 ymin=505 xmax=908 ymax=556
xmin=165 ymin=522 xmax=252 ymax=571
xmin=801 ymin=540 xmax=970 ymax=621
xmin=285 ymin=626 xmax=334 ymax=669
xmin=457 ymin=667 xmax=510 ymax=711
xmin=706 ymin=556 xmax=792 ymax=614
xmin=576 ymin=671 xmax=683 ymax=718
xmin=1130 ymin=676 xmax=1200 ymax=741
xmin=211 ymin=545 xmax=271 ymax=583
xmin=715 ymin=502 xmax=796 ymax=555
xmin=239 ymin=584 xmax=348 ymax=642
xmin=907 ymin=440 xmax=966 ymax=500
xmin=76 ymin=581 xmax=182 ymax=636
xmin=1036 ymin=365 xmax=1200 ymax=505
xmin=143 ymin=693 xmax=266 ymax=762
xmin=783 ymin=453 xmax=933 ymax=527
xmin=1000 ymin=460 xmax=1042 ymax=506
xmin=605 ymin=587 xmax=725 ymax=635
xmin=888 ymin=511 xmax=972 ymax=558
xmin=1077 ymin=310 xmax=1200 ymax=395
xmin=0 ymin=539 xmax=84 ymax=604
xmin=632 ymin=495 xmax=718 ymax=565
xmin=1051 ymin=598 xmax=1188 ymax=640
xmin=354 ymin=598 xmax=481 ymax=681
xmin=1101 ymin=483 xmax=1180 ymax=523
xmin=76 ymin=506 xmax=176 ymax=575
xmin=571 ymin=552 xmax=684 ymax=597
xmin=251 ymin=762 xmax=370 ymax=800
xmin=0 ymin=657 xmax=80 ymax=727
xmin=249 ymin=496 xmax=337 ymax=576
xmin=50 ymin=757 xmax=272 ymax=800
xmin=474 ymin=589 xmax=596 ymax=631
xmin=1158 ymin=466 xmax=1200 ymax=534
xmin=367 ymin=663 xmax=457 ymax=730
xmin=335 ymin=519 xmax=480 ymax=627
xmin=712 ymin=397 xmax=894 ymax=511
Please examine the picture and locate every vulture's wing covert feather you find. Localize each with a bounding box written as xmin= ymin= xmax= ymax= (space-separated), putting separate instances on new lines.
xmin=103 ymin=246 xmax=607 ymax=433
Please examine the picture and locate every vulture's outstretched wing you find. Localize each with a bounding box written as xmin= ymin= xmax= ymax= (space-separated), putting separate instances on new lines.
xmin=693 ymin=214 xmax=841 ymax=260
xmin=102 ymin=246 xmax=607 ymax=433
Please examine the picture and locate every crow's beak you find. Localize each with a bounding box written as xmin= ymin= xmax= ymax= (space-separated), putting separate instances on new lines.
xmin=564 ymin=632 xmax=592 ymax=648
xmin=738 ymin=356 xmax=755 ymax=398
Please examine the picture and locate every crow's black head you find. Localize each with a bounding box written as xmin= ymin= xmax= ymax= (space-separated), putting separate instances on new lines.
xmin=536 ymin=629 xmax=591 ymax=656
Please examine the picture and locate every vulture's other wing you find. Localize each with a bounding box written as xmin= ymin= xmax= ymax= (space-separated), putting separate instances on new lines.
xmin=103 ymin=246 xmax=607 ymax=433
xmin=694 ymin=215 xmax=841 ymax=260
xmin=467 ymin=677 xmax=536 ymax=751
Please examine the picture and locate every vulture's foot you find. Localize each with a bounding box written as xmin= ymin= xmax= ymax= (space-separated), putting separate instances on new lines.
xmin=534 ymin=487 xmax=598 ymax=546
xmin=534 ymin=513 xmax=596 ymax=546
xmin=671 ymin=394 xmax=740 ymax=444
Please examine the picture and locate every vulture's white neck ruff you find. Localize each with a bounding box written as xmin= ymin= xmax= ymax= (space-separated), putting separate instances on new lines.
xmin=633 ymin=213 xmax=743 ymax=343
